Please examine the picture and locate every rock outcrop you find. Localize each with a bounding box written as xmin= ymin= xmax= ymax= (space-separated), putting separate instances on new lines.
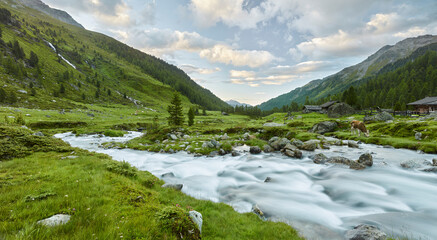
xmin=363 ymin=112 xmax=394 ymax=122
xmin=37 ymin=214 xmax=70 ymax=227
xmin=327 ymin=103 xmax=355 ymax=118
xmin=345 ymin=224 xmax=387 ymax=240
xmin=310 ymin=121 xmax=337 ymax=134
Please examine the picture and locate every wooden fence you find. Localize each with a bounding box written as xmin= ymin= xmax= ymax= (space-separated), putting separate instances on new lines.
xmin=359 ymin=109 xmax=430 ymax=117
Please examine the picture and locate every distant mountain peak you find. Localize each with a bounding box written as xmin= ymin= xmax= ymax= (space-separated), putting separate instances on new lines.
xmin=226 ymin=100 xmax=252 ymax=107
xmin=16 ymin=0 xmax=84 ymax=28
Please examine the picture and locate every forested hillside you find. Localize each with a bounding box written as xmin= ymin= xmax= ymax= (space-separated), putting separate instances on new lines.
xmin=258 ymin=35 xmax=437 ymax=111
xmin=0 ymin=1 xmax=228 ymax=110
xmin=337 ymin=50 xmax=437 ymax=110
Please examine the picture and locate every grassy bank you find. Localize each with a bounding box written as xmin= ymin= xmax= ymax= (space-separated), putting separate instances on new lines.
xmin=0 ymin=123 xmax=304 ymax=239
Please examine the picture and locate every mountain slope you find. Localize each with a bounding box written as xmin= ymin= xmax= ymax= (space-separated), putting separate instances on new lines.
xmin=16 ymin=0 xmax=83 ymax=28
xmin=0 ymin=0 xmax=228 ymax=110
xmin=226 ymin=100 xmax=252 ymax=107
xmin=259 ymin=35 xmax=437 ymax=110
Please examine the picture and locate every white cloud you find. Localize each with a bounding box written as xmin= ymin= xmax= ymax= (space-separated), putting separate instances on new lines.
xmin=200 ymin=44 xmax=276 ymax=68
xmin=230 ymin=70 xmax=256 ymax=79
xmin=394 ymin=27 xmax=427 ymax=38
xmin=180 ymin=64 xmax=221 ymax=75
xmin=366 ymin=13 xmax=400 ymax=34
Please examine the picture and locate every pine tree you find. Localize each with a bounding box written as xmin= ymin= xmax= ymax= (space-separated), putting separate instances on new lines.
xmin=28 ymin=51 xmax=39 ymax=67
xmin=167 ymin=93 xmax=184 ymax=126
xmin=59 ymin=84 xmax=65 ymax=94
xmin=187 ymin=107 xmax=195 ymax=126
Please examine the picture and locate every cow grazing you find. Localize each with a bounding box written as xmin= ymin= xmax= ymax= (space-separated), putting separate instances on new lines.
xmin=351 ymin=120 xmax=369 ymax=137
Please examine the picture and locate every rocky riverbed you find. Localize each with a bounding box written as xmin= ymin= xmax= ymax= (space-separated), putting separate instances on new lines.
xmin=56 ymin=132 xmax=437 ymax=240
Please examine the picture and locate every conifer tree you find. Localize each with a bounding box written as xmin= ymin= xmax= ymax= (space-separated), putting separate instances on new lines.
xmin=167 ymin=93 xmax=184 ymax=126
xmin=187 ymin=107 xmax=195 ymax=126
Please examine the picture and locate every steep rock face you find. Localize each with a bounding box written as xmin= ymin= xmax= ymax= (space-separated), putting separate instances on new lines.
xmin=258 ymin=35 xmax=437 ymax=110
xmin=17 ymin=0 xmax=84 ymax=28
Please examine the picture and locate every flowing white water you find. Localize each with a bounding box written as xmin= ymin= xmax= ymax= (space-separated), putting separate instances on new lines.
xmin=56 ymin=132 xmax=437 ymax=240
xmin=45 ymin=40 xmax=77 ymax=69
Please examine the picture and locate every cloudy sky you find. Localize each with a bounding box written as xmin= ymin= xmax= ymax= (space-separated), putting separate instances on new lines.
xmin=44 ymin=0 xmax=437 ymax=105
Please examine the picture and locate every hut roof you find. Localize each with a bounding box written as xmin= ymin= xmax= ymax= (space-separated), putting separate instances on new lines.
xmin=407 ymin=97 xmax=437 ymax=105
xmin=320 ymin=101 xmax=338 ymax=108
xmin=304 ymin=105 xmax=322 ymax=111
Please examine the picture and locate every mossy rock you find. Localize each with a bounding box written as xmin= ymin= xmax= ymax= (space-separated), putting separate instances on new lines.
xmin=155 ymin=206 xmax=201 ymax=240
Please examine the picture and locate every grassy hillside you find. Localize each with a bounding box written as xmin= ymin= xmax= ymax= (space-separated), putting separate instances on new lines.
xmin=0 ymin=0 xmax=228 ymax=111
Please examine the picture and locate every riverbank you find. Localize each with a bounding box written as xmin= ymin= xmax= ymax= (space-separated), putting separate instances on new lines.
xmin=0 ymin=123 xmax=303 ymax=239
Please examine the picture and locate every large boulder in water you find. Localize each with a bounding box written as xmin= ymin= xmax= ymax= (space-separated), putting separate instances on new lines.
xmin=313 ymin=153 xmax=328 ymax=164
xmin=345 ymin=224 xmax=387 ymax=240
xmin=249 ymin=146 xmax=262 ymax=154
xmin=363 ymin=112 xmax=394 ymax=122
xmin=357 ymin=153 xmax=373 ymax=167
xmin=327 ymin=103 xmax=355 ymax=118
xmin=310 ymin=121 xmax=337 ymax=134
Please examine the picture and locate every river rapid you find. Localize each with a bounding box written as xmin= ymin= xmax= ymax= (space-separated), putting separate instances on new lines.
xmin=55 ymin=132 xmax=437 ymax=240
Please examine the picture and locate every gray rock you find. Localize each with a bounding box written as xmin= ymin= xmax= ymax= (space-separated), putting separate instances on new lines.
xmin=161 ymin=172 xmax=175 ymax=178
xmin=263 ymin=122 xmax=285 ymax=127
xmin=33 ymin=131 xmax=44 ymax=137
xmin=345 ymin=224 xmax=387 ymax=240
xmin=422 ymin=167 xmax=437 ymax=173
xmin=231 ymin=151 xmax=240 ymax=157
xmin=202 ymin=141 xmax=215 ymax=149
xmin=300 ymin=141 xmax=318 ymax=151
xmin=270 ymin=138 xmax=291 ymax=150
xmin=433 ymin=159 xmax=437 ymax=166
xmin=358 ymin=153 xmax=373 ymax=167
xmin=87 ymin=113 xmax=95 ymax=117
xmin=211 ymin=139 xmax=220 ymax=148
xmin=189 ymin=210 xmax=203 ymax=233
xmin=37 ymin=214 xmax=70 ymax=227
xmin=348 ymin=141 xmax=359 ymax=148
xmin=364 ymin=112 xmax=394 ymax=122
xmin=250 ymin=146 xmax=262 ymax=154
xmin=284 ymin=149 xmax=296 ymax=158
xmin=242 ymin=132 xmax=250 ymax=140
xmin=168 ymin=149 xmax=175 ymax=154
xmin=328 ymin=156 xmax=352 ymax=165
xmin=162 ymin=183 xmax=183 ymax=190
xmin=415 ymin=132 xmax=422 ymax=140
xmin=310 ymin=121 xmax=338 ymax=134
xmin=263 ymin=144 xmax=273 ymax=153
xmin=264 ymin=177 xmax=272 ymax=182
xmin=291 ymin=139 xmax=304 ymax=148
xmin=208 ymin=151 xmax=219 ymax=157
xmin=313 ymin=153 xmax=328 ymax=164
xmin=218 ymin=149 xmax=227 ymax=156
xmin=251 ymin=204 xmax=265 ymax=219
xmin=400 ymin=159 xmax=430 ymax=169
xmin=327 ymin=103 xmax=355 ymax=118
xmin=221 ymin=133 xmax=229 ymax=140
xmin=283 ymin=143 xmax=298 ymax=151
xmin=169 ymin=134 xmax=178 ymax=140
xmin=18 ymin=89 xmax=27 ymax=94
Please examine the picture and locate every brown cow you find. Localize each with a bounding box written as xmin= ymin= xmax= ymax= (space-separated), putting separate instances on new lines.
xmin=351 ymin=120 xmax=369 ymax=137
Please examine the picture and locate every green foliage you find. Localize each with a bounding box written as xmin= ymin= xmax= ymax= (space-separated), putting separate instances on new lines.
xmin=28 ymin=51 xmax=39 ymax=67
xmin=155 ymin=206 xmax=201 ymax=240
xmin=14 ymin=113 xmax=25 ymax=125
xmin=103 ymin=129 xmax=125 ymax=137
xmin=105 ymin=160 xmax=138 ymax=177
xmin=12 ymin=40 xmax=25 ymax=59
xmin=24 ymin=191 xmax=56 ymax=202
xmin=167 ymin=93 xmax=184 ymax=126
xmin=0 ymin=8 xmax=11 ymax=24
xmin=188 ymin=107 xmax=195 ymax=126
xmin=0 ymin=124 xmax=72 ymax=160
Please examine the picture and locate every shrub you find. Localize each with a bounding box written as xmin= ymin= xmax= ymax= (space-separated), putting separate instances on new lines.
xmin=103 ymin=129 xmax=125 ymax=137
xmin=155 ymin=206 xmax=200 ymax=240
xmin=105 ymin=160 xmax=137 ymax=177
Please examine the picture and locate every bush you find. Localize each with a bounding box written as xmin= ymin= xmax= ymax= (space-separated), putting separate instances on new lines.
xmin=155 ymin=206 xmax=200 ymax=240
xmin=103 ymin=129 xmax=125 ymax=137
xmin=105 ymin=160 xmax=137 ymax=177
